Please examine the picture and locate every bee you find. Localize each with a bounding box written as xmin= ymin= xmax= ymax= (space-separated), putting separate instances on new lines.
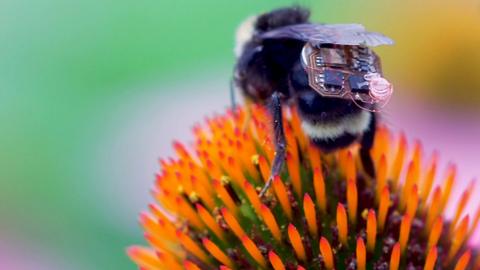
xmin=233 ymin=6 xmax=394 ymax=195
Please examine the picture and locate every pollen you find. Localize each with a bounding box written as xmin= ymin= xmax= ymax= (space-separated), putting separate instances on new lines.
xmin=128 ymin=104 xmax=480 ymax=270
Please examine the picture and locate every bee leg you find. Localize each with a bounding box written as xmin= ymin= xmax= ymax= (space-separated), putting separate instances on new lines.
xmin=259 ymin=92 xmax=286 ymax=197
xmin=360 ymin=112 xmax=377 ymax=178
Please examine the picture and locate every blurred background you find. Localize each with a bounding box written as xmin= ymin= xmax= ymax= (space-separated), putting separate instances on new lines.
xmin=1 ymin=0 xmax=479 ymax=269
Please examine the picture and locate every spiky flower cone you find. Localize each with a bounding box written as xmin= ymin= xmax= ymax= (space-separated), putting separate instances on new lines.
xmin=128 ymin=105 xmax=479 ymax=270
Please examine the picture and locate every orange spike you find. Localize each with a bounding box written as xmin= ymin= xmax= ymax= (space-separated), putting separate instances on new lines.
xmin=273 ymin=175 xmax=293 ymax=220
xmin=212 ymin=179 xmax=237 ymax=213
xmin=390 ymin=243 xmax=401 ymax=270
xmin=376 ymin=155 xmax=388 ymax=201
xmin=284 ymin=123 xmax=299 ymax=162
xmin=244 ymin=181 xmax=262 ymax=216
xmin=406 ymin=185 xmax=419 ymax=218
xmin=313 ymin=167 xmax=327 ymax=213
xmin=127 ymin=246 xmax=163 ymax=269
xmin=336 ymin=203 xmax=348 ymax=246
xmin=399 ymin=214 xmax=412 ymax=253
xmin=221 ymin=207 xmax=246 ymax=239
xmin=177 ymin=230 xmax=209 ymax=263
xmin=411 ymin=140 xmax=423 ymax=176
xmin=308 ymin=142 xmax=322 ymax=170
xmin=304 ymin=193 xmax=318 ymax=238
xmin=345 ymin=151 xmax=356 ymax=183
xmin=268 ymin=251 xmax=285 ymax=270
xmin=390 ymin=133 xmax=407 ymax=189
xmin=347 ymin=178 xmax=358 ymax=224
xmin=356 ymin=238 xmax=366 ymax=270
xmin=424 ymin=247 xmax=437 ymax=270
xmin=372 ymin=125 xmax=390 ymax=163
xmin=159 ymin=251 xmax=183 ymax=270
xmin=427 ymin=217 xmax=443 ymax=250
xmin=378 ymin=187 xmax=390 ymax=231
xmin=148 ymin=203 xmax=171 ymax=222
xmin=288 ymin=224 xmax=307 ymax=261
xmin=426 ymin=187 xmax=442 ymax=231
xmin=238 ymin=144 xmax=259 ymax=180
xmin=196 ymin=204 xmax=225 ymax=240
xmin=454 ymin=250 xmax=471 ymax=270
xmin=139 ymin=212 xmax=169 ymax=240
xmin=401 ymin=161 xmax=417 ymax=211
xmin=439 ymin=164 xmax=456 ymax=213
xmin=144 ymin=233 xmax=176 ymax=255
xmin=286 ymin=152 xmax=302 ymax=196
xmin=319 ymin=237 xmax=334 ymax=270
xmin=420 ymin=152 xmax=438 ymax=206
xmin=468 ymin=205 xmax=480 ymax=239
xmin=451 ymin=180 xmax=475 ymax=232
xmin=367 ymin=209 xmax=377 ymax=253
xmin=447 ymin=215 xmax=469 ymax=262
xmin=192 ymin=177 xmax=215 ymax=210
xmin=172 ymin=140 xmax=190 ymax=159
xmin=184 ymin=260 xmax=202 ymax=270
xmin=202 ymin=238 xmax=233 ymax=268
xmin=176 ymin=197 xmax=205 ymax=230
xmin=290 ymin=107 xmax=308 ymax=150
xmin=260 ymin=204 xmax=282 ymax=242
xmin=258 ymin=155 xmax=270 ymax=183
xmin=226 ymin=156 xmax=244 ymax=185
xmin=241 ymin=235 xmax=267 ymax=268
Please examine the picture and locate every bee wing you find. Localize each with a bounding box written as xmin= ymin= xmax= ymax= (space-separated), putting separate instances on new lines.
xmin=260 ymin=23 xmax=394 ymax=47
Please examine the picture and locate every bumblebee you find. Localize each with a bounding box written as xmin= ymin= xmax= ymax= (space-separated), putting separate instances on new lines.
xmin=233 ymin=6 xmax=394 ymax=195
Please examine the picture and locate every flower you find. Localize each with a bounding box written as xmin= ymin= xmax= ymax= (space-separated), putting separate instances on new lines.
xmin=127 ymin=104 xmax=478 ymax=269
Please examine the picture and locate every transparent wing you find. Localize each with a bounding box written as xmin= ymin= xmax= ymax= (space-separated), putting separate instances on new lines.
xmin=260 ymin=23 xmax=394 ymax=47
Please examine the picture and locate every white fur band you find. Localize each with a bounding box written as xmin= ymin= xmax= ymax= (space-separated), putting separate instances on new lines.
xmin=234 ymin=15 xmax=258 ymax=58
xmin=301 ymin=111 xmax=371 ymax=140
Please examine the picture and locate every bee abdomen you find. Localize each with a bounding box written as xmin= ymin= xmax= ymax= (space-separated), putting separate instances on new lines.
xmin=310 ymin=133 xmax=358 ymax=152
xmin=300 ymin=111 xmax=372 ymax=152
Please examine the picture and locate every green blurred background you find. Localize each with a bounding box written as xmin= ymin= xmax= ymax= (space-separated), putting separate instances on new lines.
xmin=1 ymin=0 xmax=479 ymax=269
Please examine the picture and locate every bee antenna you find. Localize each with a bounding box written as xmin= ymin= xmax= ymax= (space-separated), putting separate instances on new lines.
xmin=229 ymin=76 xmax=237 ymax=115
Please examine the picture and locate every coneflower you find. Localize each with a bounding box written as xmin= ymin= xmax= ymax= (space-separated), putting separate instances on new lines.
xmin=128 ymin=104 xmax=479 ymax=269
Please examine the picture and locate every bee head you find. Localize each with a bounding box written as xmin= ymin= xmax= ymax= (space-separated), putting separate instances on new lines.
xmin=254 ymin=6 xmax=310 ymax=33
xmin=234 ymin=6 xmax=310 ymax=58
